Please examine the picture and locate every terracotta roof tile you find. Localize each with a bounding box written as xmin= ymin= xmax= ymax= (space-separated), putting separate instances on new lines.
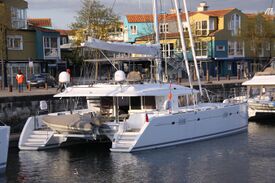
xmin=126 ymin=12 xmax=198 ymax=23
xmin=197 ymin=8 xmax=235 ymax=16
xmin=28 ymin=18 xmax=52 ymax=27
xmin=126 ymin=8 xmax=235 ymax=23
xmin=55 ymin=29 xmax=73 ymax=36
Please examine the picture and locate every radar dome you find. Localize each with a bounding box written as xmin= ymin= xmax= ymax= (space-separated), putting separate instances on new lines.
xmin=114 ymin=70 xmax=126 ymax=82
xmin=59 ymin=71 xmax=70 ymax=83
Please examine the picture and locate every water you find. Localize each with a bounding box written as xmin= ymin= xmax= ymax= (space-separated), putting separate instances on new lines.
xmin=2 ymin=121 xmax=275 ymax=183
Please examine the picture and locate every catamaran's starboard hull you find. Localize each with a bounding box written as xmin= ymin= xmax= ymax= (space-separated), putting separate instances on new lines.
xmin=0 ymin=126 xmax=10 ymax=174
xmin=112 ymin=103 xmax=248 ymax=152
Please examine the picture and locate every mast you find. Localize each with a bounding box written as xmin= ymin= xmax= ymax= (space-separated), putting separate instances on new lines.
xmin=182 ymin=0 xmax=203 ymax=95
xmin=174 ymin=0 xmax=193 ymax=89
xmin=153 ymin=0 xmax=162 ymax=81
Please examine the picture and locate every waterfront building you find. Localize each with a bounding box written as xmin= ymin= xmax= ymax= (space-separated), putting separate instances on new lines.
xmin=127 ymin=2 xmax=275 ymax=80
xmin=0 ymin=0 xmax=63 ymax=86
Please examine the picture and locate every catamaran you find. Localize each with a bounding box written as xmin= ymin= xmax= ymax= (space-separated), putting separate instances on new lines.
xmin=18 ymin=0 xmax=248 ymax=152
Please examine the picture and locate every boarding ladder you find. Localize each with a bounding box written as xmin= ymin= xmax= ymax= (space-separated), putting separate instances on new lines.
xmin=110 ymin=131 xmax=140 ymax=152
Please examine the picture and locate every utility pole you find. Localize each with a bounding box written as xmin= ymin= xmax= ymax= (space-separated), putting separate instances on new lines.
xmin=0 ymin=21 xmax=5 ymax=90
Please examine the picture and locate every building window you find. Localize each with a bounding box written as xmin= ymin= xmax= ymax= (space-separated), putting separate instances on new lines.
xmin=11 ymin=7 xmax=27 ymax=29
xmin=195 ymin=21 xmax=208 ymax=36
xmin=228 ymin=42 xmax=235 ymax=56
xmin=182 ymin=22 xmax=188 ymax=32
xmin=258 ymin=43 xmax=264 ymax=57
xmin=161 ymin=43 xmax=174 ymax=58
xmin=236 ymin=42 xmax=243 ymax=55
xmin=7 ymin=35 xmax=23 ymax=50
xmin=229 ymin=14 xmax=241 ymax=36
xmin=266 ymin=42 xmax=271 ymax=51
xmin=209 ymin=18 xmax=217 ymax=31
xmin=43 ymin=37 xmax=59 ymax=58
xmin=216 ymin=45 xmax=225 ymax=51
xmin=195 ymin=42 xmax=207 ymax=57
xmin=228 ymin=41 xmax=244 ymax=56
xmin=130 ymin=25 xmax=137 ymax=35
xmin=61 ymin=37 xmax=68 ymax=45
xmin=160 ymin=23 xmax=168 ymax=33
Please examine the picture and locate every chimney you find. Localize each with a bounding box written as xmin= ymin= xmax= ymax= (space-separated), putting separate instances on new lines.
xmin=197 ymin=1 xmax=209 ymax=12
xmin=170 ymin=8 xmax=181 ymax=14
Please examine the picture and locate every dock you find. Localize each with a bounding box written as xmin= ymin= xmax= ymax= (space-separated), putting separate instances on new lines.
xmin=0 ymin=87 xmax=57 ymax=102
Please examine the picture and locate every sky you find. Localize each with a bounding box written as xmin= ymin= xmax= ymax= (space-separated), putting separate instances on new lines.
xmin=26 ymin=0 xmax=273 ymax=29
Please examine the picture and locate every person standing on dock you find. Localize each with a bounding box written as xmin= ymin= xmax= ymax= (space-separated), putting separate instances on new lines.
xmin=16 ymin=70 xmax=25 ymax=93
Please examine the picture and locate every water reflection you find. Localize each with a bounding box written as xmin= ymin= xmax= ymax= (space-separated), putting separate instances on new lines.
xmin=4 ymin=123 xmax=275 ymax=183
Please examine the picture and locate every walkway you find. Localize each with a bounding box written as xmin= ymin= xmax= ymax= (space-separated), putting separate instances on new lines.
xmin=0 ymin=87 xmax=57 ymax=98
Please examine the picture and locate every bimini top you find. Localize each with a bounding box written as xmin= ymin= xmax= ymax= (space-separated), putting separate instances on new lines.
xmin=54 ymin=83 xmax=198 ymax=98
xmin=242 ymin=75 xmax=275 ymax=86
xmin=84 ymin=38 xmax=160 ymax=57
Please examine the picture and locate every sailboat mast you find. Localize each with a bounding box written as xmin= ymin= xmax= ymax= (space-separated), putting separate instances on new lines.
xmin=153 ymin=0 xmax=162 ymax=81
xmin=182 ymin=0 xmax=203 ymax=95
xmin=174 ymin=0 xmax=193 ymax=89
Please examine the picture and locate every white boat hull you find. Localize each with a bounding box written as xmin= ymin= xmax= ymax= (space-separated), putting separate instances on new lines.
xmin=0 ymin=126 xmax=10 ymax=174
xmin=111 ymin=103 xmax=248 ymax=152
xmin=248 ymin=102 xmax=275 ymax=118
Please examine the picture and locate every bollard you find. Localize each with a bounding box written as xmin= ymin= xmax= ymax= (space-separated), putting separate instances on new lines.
xmin=206 ymin=70 xmax=210 ymax=82
xmin=9 ymin=85 xmax=12 ymax=92
xmin=226 ymin=75 xmax=230 ymax=80
xmin=28 ymin=83 xmax=31 ymax=91
xmin=45 ymin=83 xmax=48 ymax=90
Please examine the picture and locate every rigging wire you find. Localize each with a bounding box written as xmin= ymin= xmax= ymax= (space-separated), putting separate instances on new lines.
xmin=111 ymin=0 xmax=117 ymax=10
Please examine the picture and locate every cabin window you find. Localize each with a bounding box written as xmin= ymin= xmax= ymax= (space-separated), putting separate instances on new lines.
xmin=143 ymin=96 xmax=156 ymax=109
xmin=100 ymin=97 xmax=113 ymax=116
xmin=188 ymin=95 xmax=195 ymax=105
xmin=130 ymin=97 xmax=141 ymax=110
xmin=118 ymin=97 xmax=129 ymax=114
xmin=178 ymin=96 xmax=187 ymax=107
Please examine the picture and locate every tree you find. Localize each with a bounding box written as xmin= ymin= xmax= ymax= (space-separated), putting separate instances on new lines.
xmin=239 ymin=13 xmax=275 ymax=72
xmin=70 ymin=0 xmax=120 ymax=45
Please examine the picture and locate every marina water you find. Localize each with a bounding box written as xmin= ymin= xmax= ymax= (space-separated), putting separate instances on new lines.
xmin=2 ymin=121 xmax=275 ymax=183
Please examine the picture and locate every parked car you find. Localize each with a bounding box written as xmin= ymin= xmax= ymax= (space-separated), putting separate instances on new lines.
xmin=27 ymin=73 xmax=57 ymax=88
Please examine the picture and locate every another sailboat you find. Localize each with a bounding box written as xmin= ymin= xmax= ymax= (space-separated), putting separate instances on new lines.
xmin=241 ymin=65 xmax=275 ymax=118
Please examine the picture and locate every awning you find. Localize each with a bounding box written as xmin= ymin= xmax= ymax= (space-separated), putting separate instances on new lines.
xmin=242 ymin=75 xmax=275 ymax=86
xmin=84 ymin=38 xmax=160 ymax=57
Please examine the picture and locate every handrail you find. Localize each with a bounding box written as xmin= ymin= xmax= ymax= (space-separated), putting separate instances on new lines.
xmin=0 ymin=119 xmax=7 ymax=126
